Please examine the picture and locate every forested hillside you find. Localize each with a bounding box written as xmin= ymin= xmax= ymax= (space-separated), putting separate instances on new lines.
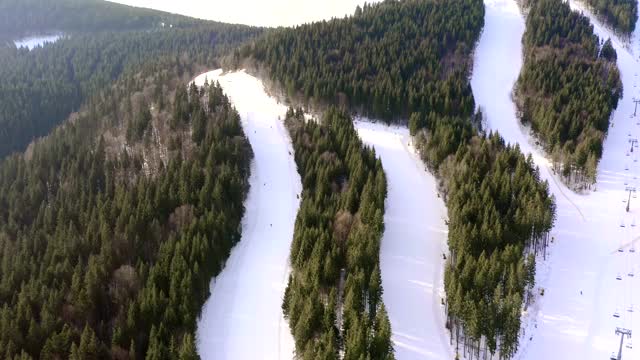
xmin=241 ymin=0 xmax=484 ymax=120
xmin=246 ymin=0 xmax=557 ymax=358
xmin=0 ymin=57 xmax=253 ymax=359
xmin=283 ymin=108 xmax=392 ymax=359
xmin=515 ymin=0 xmax=622 ymax=187
xmin=0 ymin=0 xmax=199 ymax=41
xmin=582 ymin=0 xmax=638 ymax=34
xmin=0 ymin=24 xmax=260 ymax=159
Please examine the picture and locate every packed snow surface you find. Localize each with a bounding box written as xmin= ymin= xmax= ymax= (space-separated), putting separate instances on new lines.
xmin=14 ymin=34 xmax=61 ymax=50
xmin=108 ymin=0 xmax=382 ymax=27
xmin=355 ymin=121 xmax=452 ymax=359
xmin=193 ymin=70 xmax=300 ymax=360
xmin=471 ymin=0 xmax=640 ymax=358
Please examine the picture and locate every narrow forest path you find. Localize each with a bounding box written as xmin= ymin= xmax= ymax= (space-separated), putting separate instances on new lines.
xmin=470 ymin=0 xmax=640 ymax=359
xmin=355 ymin=121 xmax=453 ymax=360
xmin=193 ymin=70 xmax=300 ymax=360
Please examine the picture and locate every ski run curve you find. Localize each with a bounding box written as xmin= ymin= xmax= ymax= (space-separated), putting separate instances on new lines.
xmin=192 ymin=1 xmax=640 ymax=358
xmin=193 ymin=70 xmax=300 ymax=360
xmin=471 ymin=0 xmax=640 ymax=359
xmin=355 ymin=121 xmax=452 ymax=360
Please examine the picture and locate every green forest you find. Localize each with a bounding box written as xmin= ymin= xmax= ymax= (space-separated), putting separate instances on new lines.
xmin=241 ymin=0 xmax=484 ymax=120
xmin=0 ymin=22 xmax=260 ymax=160
xmin=283 ymin=108 xmax=391 ymax=360
xmin=0 ymin=54 xmax=253 ymax=358
xmin=583 ymin=0 xmax=638 ymax=34
xmin=516 ymin=0 xmax=622 ymax=187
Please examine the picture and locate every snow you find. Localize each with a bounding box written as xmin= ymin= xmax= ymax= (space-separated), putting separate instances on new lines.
xmin=355 ymin=121 xmax=453 ymax=359
xmin=470 ymin=0 xmax=640 ymax=358
xmin=14 ymin=34 xmax=61 ymax=50
xmin=108 ymin=0 xmax=382 ymax=27
xmin=193 ymin=70 xmax=301 ymax=360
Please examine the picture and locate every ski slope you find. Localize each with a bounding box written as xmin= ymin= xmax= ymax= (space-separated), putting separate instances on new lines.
xmin=14 ymin=34 xmax=61 ymax=50
xmin=471 ymin=0 xmax=640 ymax=358
xmin=109 ymin=0 xmax=381 ymax=27
xmin=355 ymin=121 xmax=452 ymax=360
xmin=193 ymin=70 xmax=300 ymax=360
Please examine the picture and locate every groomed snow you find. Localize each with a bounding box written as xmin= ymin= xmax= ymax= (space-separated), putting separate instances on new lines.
xmin=14 ymin=34 xmax=61 ymax=50
xmin=471 ymin=0 xmax=640 ymax=358
xmin=193 ymin=70 xmax=300 ymax=360
xmin=108 ymin=0 xmax=382 ymax=27
xmin=355 ymin=121 xmax=453 ymax=360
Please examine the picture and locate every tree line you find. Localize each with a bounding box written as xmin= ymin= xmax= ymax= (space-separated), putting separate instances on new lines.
xmin=582 ymin=0 xmax=638 ymax=34
xmin=515 ymin=0 xmax=622 ymax=187
xmin=240 ymin=0 xmax=484 ymax=121
xmin=0 ymin=0 xmax=204 ymax=42
xmin=282 ymin=107 xmax=393 ymax=359
xmin=414 ymin=122 xmax=555 ymax=358
xmin=0 ymin=56 xmax=253 ymax=359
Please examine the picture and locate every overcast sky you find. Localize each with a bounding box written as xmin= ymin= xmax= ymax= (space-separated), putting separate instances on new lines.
xmin=108 ymin=0 xmax=378 ymax=27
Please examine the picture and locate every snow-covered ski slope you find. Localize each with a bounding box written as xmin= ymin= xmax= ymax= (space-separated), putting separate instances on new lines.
xmin=355 ymin=121 xmax=452 ymax=360
xmin=471 ymin=0 xmax=640 ymax=358
xmin=193 ymin=70 xmax=301 ymax=360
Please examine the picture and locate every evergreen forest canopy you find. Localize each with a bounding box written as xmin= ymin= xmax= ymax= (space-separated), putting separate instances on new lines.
xmin=516 ymin=0 xmax=622 ymax=187
xmin=582 ymin=0 xmax=638 ymax=34
xmin=0 ymin=0 xmax=202 ymax=41
xmin=246 ymin=0 xmax=556 ymax=357
xmin=283 ymin=108 xmax=392 ymax=359
xmin=0 ymin=56 xmax=253 ymax=359
xmin=240 ymin=0 xmax=484 ymax=121
xmin=0 ymin=12 xmax=261 ymax=160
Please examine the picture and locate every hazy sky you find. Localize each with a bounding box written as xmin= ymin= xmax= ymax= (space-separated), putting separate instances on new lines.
xmin=108 ymin=0 xmax=379 ymax=27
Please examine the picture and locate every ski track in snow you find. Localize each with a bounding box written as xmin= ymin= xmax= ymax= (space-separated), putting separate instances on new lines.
xmin=193 ymin=70 xmax=300 ymax=360
xmin=471 ymin=0 xmax=640 ymax=358
xmin=355 ymin=121 xmax=453 ymax=360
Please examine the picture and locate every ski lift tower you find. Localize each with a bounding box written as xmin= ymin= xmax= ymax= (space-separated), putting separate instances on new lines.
xmin=629 ymin=138 xmax=637 ymax=153
xmin=634 ymin=97 xmax=640 ymax=117
xmin=613 ymin=327 xmax=632 ymax=360
xmin=626 ymin=186 xmax=636 ymax=212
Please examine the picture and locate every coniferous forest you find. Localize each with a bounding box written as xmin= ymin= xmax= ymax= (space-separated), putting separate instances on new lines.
xmin=516 ymin=0 xmax=622 ymax=187
xmin=241 ymin=0 xmax=484 ymax=121
xmin=0 ymin=24 xmax=260 ymax=160
xmin=582 ymin=0 xmax=638 ymax=34
xmin=283 ymin=108 xmax=391 ymax=359
xmin=0 ymin=54 xmax=253 ymax=358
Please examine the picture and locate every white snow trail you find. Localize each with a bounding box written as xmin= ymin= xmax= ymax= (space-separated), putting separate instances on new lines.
xmin=355 ymin=121 xmax=453 ymax=360
xmin=193 ymin=70 xmax=300 ymax=360
xmin=471 ymin=0 xmax=640 ymax=359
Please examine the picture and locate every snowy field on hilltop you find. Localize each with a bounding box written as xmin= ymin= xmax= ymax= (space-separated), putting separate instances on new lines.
xmin=355 ymin=121 xmax=453 ymax=360
xmin=193 ymin=70 xmax=300 ymax=360
xmin=109 ymin=0 xmax=383 ymax=27
xmin=471 ymin=0 xmax=640 ymax=358
xmin=14 ymin=34 xmax=61 ymax=50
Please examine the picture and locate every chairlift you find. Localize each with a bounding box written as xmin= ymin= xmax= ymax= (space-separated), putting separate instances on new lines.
xmin=619 ymin=247 xmax=625 ymax=252
xmin=626 ymin=164 xmax=630 ymax=171
xmin=632 ymin=219 xmax=637 ymax=227
xmin=630 ymin=246 xmax=636 ymax=253
xmin=621 ymin=220 xmax=626 ymax=227
xmin=628 ymin=270 xmax=634 ymax=277
xmin=628 ymin=304 xmax=634 ymax=312
xmin=617 ymin=273 xmax=623 ymax=280
xmin=614 ymin=310 xmax=621 ymax=318
xmin=611 ymin=351 xmax=617 ymax=360
xmin=626 ymin=340 xmax=633 ymax=349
